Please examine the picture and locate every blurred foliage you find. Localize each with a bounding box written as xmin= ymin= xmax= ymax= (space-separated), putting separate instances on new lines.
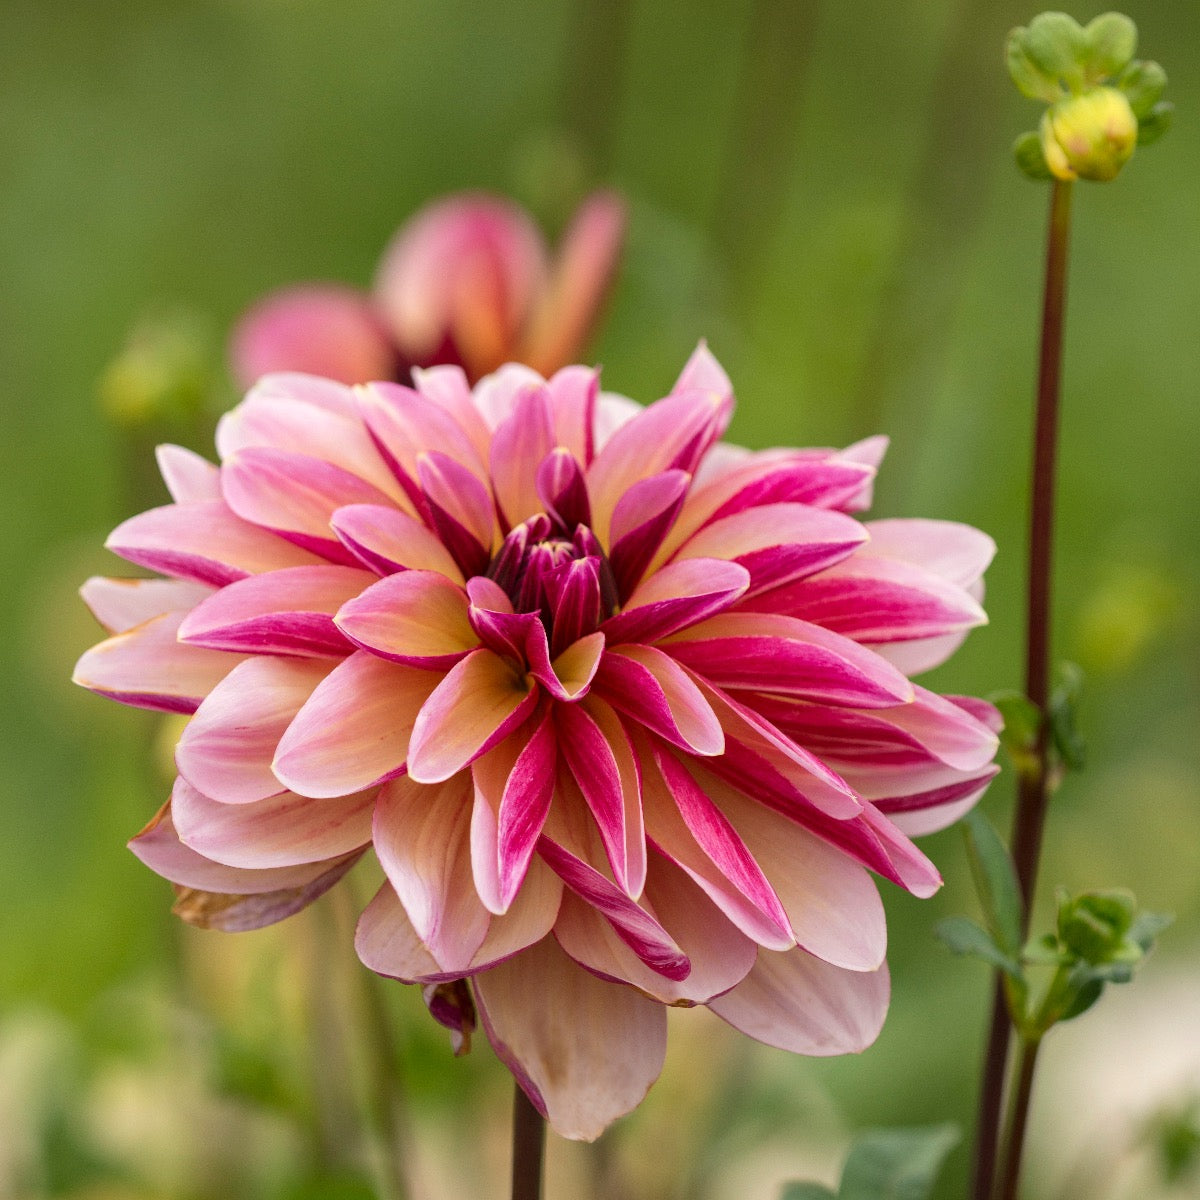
xmin=3 ymin=2 xmax=1199 ymax=1198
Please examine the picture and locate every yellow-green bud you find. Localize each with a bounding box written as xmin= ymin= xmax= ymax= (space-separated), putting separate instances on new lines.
xmin=1039 ymin=85 xmax=1137 ymax=181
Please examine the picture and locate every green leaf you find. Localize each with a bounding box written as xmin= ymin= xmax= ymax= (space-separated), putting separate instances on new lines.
xmin=1083 ymin=13 xmax=1137 ymax=81
xmin=1119 ymin=59 xmax=1167 ymax=117
xmin=1137 ymin=101 xmax=1174 ymax=146
xmin=1021 ymin=13 xmax=1087 ymax=92
xmin=991 ymin=689 xmax=1043 ymax=770
xmin=780 ymin=1185 xmax=837 ymax=1200
xmin=1048 ymin=662 xmax=1085 ymax=773
xmin=935 ymin=916 xmax=1022 ymax=979
xmin=839 ymin=1124 xmax=961 ymax=1200
xmin=1057 ymin=975 xmax=1105 ymax=1022
xmin=962 ymin=810 xmax=1024 ymax=957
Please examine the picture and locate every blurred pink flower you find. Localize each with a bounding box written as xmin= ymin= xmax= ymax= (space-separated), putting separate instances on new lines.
xmin=75 ymin=347 xmax=999 ymax=1140
xmin=229 ymin=192 xmax=626 ymax=389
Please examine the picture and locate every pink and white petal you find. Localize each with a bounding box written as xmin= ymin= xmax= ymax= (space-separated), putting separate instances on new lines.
xmin=411 ymin=365 xmax=493 ymax=461
xmin=748 ymin=555 xmax=987 ymax=644
xmin=178 ymin=565 xmax=370 ymax=657
xmin=594 ymin=644 xmax=724 ymax=756
xmin=474 ymin=935 xmax=668 ymax=1142
xmin=416 ymin=451 xmax=497 ymax=577
xmin=648 ymin=749 xmax=793 ymax=952
xmin=175 ymin=657 xmax=330 ymax=803
xmin=330 ymin=503 xmax=464 ymax=581
xmin=695 ymin=682 xmax=862 ymax=820
xmin=217 ymin=382 xmax=407 ymax=504
xmin=874 ymin=767 xmax=998 ymax=837
xmin=489 ymin=385 xmax=556 ymax=529
xmin=837 ymin=435 xmax=889 ymax=511
xmin=221 ymin=447 xmax=395 ymax=564
xmin=172 ymin=852 xmax=363 ymax=932
xmin=592 ymin=391 xmax=643 ymax=452
xmin=357 ymin=381 xmax=489 ymax=495
xmin=334 ymin=570 xmax=477 ymax=666
xmin=81 ymin=576 xmax=215 ymax=635
xmin=537 ymin=835 xmax=689 ymax=981
xmin=586 ymin=389 xmax=732 ymax=544
xmin=273 ymin=651 xmax=437 ymax=797
xmin=355 ymin=881 xmax=441 ymax=982
xmin=469 ymin=710 xmax=556 ymax=914
xmin=156 ymin=445 xmax=221 ymax=503
xmin=554 ymin=855 xmax=758 ymax=1005
xmin=860 ymin=518 xmax=995 ymax=588
xmin=602 ymin=558 xmax=749 ymax=646
xmin=556 ymin=697 xmax=646 ymax=896
xmin=545 ymin=365 xmax=599 ymax=464
xmin=708 ymin=947 xmax=890 ymax=1055
xmin=373 ymin=774 xmax=490 ymax=972
xmin=130 ymin=803 xmax=347 ymax=893
xmin=73 ymin=611 xmax=243 ymax=714
xmin=868 ymin=631 xmax=972 ymax=678
xmin=663 ymin=613 xmax=913 ymax=709
xmin=106 ymin=501 xmax=323 ymax=586
xmin=172 ymin=776 xmax=374 ymax=869
xmin=694 ymin=766 xmax=886 ymax=971
xmin=526 ymin=629 xmax=605 ymax=702
xmin=674 ymin=503 xmax=868 ymax=596
xmin=406 ymin=649 xmax=538 ymax=784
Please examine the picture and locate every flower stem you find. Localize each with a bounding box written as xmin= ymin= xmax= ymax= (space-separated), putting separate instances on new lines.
xmin=993 ymin=1037 xmax=1042 ymax=1200
xmin=971 ymin=177 xmax=1074 ymax=1200
xmin=511 ymin=1083 xmax=547 ymax=1200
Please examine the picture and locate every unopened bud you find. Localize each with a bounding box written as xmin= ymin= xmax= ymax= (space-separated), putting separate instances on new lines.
xmin=1040 ymin=86 xmax=1137 ymax=182
xmin=1057 ymin=888 xmax=1136 ymax=964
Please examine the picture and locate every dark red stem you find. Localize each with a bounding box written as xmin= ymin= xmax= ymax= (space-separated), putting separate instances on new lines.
xmin=512 ymin=1082 xmax=547 ymax=1200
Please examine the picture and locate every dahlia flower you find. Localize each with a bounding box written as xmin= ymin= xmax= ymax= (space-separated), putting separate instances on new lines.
xmin=230 ymin=191 xmax=626 ymax=389
xmin=75 ymin=346 xmax=999 ymax=1140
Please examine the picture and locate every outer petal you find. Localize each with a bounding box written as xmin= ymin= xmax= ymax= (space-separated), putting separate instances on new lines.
xmin=177 ymin=565 xmax=371 ymax=657
xmin=406 ymin=648 xmax=538 ymax=784
xmin=129 ymin=803 xmax=349 ymax=893
xmin=73 ymin=611 xmax=243 ymax=714
xmin=221 ymin=447 xmax=395 ymax=564
xmin=81 ymin=576 xmax=214 ymax=635
xmin=171 ymin=776 xmax=374 ymax=868
xmin=860 ymin=518 xmax=995 ymax=587
xmin=474 ymin=935 xmax=668 ymax=1142
xmin=673 ymin=503 xmax=868 ymax=596
xmin=373 ymin=774 xmax=490 ymax=972
xmin=156 ymin=445 xmax=221 ymax=503
xmin=708 ymin=948 xmax=890 ymax=1055
xmin=273 ymin=651 xmax=437 ymax=797
xmin=175 ymin=657 xmax=330 ymax=803
xmin=106 ymin=501 xmax=322 ymax=586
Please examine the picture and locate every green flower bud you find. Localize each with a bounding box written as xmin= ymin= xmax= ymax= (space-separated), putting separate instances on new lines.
xmin=1056 ymin=888 xmax=1136 ymax=964
xmin=1039 ymin=86 xmax=1138 ymax=181
xmin=1022 ymin=12 xmax=1087 ymax=92
xmin=1119 ymin=59 xmax=1168 ymax=117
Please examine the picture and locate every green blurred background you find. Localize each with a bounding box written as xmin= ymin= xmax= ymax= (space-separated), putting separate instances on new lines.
xmin=2 ymin=1 xmax=1198 ymax=1197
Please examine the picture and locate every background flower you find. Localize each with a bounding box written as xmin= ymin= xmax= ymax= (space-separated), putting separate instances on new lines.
xmin=76 ymin=346 xmax=998 ymax=1138
xmin=229 ymin=192 xmax=627 ymax=389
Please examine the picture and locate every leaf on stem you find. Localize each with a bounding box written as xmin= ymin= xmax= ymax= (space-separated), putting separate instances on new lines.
xmin=962 ymin=810 xmax=1024 ymax=959
xmin=935 ymin=916 xmax=1022 ymax=980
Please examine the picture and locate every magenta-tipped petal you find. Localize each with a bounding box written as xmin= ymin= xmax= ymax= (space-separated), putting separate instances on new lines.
xmin=602 ymin=558 xmax=749 ymax=646
xmin=489 ymin=385 xmax=556 ymax=530
xmin=330 ymin=503 xmax=464 ymax=581
xmin=178 ymin=565 xmax=370 ymax=657
xmin=406 ymin=649 xmax=538 ymax=784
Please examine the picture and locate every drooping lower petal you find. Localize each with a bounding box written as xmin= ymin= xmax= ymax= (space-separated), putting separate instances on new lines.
xmin=81 ymin=576 xmax=215 ymax=635
xmin=474 ymin=935 xmax=668 ymax=1142
xmin=171 ymin=776 xmax=374 ymax=869
xmin=707 ymin=947 xmax=889 ymax=1055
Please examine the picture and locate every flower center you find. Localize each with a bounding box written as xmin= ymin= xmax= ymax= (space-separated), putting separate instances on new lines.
xmin=486 ymin=514 xmax=618 ymax=654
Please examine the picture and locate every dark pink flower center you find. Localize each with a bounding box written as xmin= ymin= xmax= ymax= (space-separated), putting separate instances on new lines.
xmin=486 ymin=514 xmax=618 ymax=655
